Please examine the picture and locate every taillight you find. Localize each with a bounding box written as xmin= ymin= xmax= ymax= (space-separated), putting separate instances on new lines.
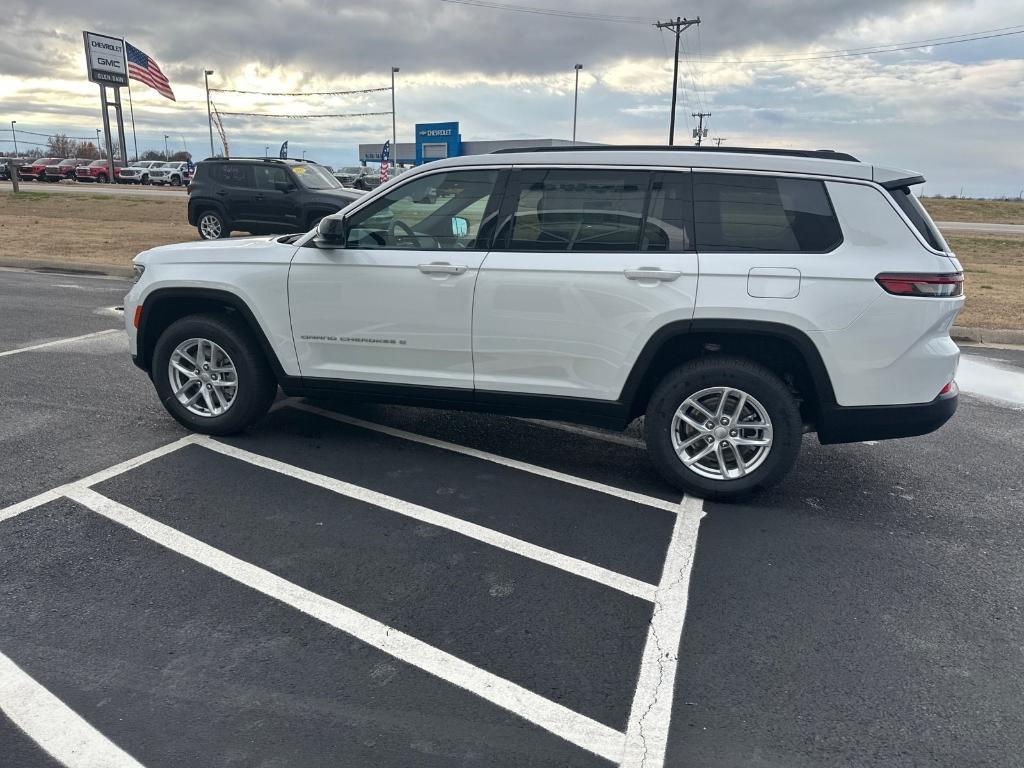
xmin=938 ymin=380 xmax=957 ymax=396
xmin=876 ymin=272 xmax=964 ymax=297
xmin=133 ymin=304 xmax=143 ymax=328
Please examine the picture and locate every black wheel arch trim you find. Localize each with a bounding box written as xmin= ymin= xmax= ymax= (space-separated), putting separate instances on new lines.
xmin=135 ymin=287 xmax=289 ymax=381
xmin=188 ymin=199 xmax=229 ymax=226
xmin=618 ymin=318 xmax=838 ymax=413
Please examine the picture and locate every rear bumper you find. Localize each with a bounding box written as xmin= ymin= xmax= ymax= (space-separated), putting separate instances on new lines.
xmin=816 ymin=389 xmax=958 ymax=444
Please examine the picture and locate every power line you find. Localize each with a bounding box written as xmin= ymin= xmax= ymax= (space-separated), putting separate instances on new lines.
xmin=209 ymin=86 xmax=391 ymax=96
xmin=439 ymin=0 xmax=650 ymax=24
xmin=706 ymin=25 xmax=1024 ymax=64
xmin=216 ymin=110 xmax=393 ymax=119
xmin=13 ymin=128 xmax=97 ymax=142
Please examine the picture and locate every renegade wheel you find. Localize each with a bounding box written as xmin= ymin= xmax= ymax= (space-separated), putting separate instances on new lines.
xmin=645 ymin=356 xmax=802 ymax=500
xmin=152 ymin=314 xmax=277 ymax=435
xmin=197 ymin=210 xmax=228 ymax=240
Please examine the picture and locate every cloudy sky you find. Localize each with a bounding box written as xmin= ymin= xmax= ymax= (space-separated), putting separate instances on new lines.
xmin=2 ymin=0 xmax=1023 ymax=195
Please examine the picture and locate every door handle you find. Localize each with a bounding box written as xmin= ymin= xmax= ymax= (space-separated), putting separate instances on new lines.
xmin=215 ymin=190 xmax=229 ymax=196
xmin=253 ymin=194 xmax=265 ymax=201
xmin=418 ymin=262 xmax=467 ymax=275
xmin=624 ymin=268 xmax=682 ymax=282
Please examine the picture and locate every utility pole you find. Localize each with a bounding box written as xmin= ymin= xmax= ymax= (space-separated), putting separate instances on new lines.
xmin=204 ymin=70 xmax=215 ymax=158
xmin=164 ymin=134 xmax=170 ymax=160
xmin=11 ymin=121 xmax=18 ymax=156
xmin=96 ymin=128 xmax=102 ymax=157
xmin=391 ymin=67 xmax=400 ymax=167
xmin=691 ymin=112 xmax=711 ymax=146
xmin=653 ymin=16 xmax=700 ymax=146
xmin=572 ymin=63 xmax=583 ymax=143
xmin=713 ymin=137 xmax=727 ymax=146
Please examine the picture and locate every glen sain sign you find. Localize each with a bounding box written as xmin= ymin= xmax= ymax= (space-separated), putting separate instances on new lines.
xmin=83 ymin=31 xmax=128 ymax=86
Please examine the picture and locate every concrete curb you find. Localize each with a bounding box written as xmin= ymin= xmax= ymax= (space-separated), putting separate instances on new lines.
xmin=0 ymin=259 xmax=133 ymax=279
xmin=951 ymin=326 xmax=1024 ymax=346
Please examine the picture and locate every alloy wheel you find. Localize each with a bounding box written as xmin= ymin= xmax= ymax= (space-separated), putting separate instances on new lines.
xmin=167 ymin=338 xmax=238 ymax=417
xmin=670 ymin=386 xmax=774 ymax=481
xmin=199 ymin=213 xmax=222 ymax=239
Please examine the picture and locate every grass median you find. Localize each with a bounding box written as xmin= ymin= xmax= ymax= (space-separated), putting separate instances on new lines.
xmin=1 ymin=190 xmax=1021 ymax=330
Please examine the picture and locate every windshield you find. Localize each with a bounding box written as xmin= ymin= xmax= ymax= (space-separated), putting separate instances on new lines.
xmin=89 ymin=160 xmax=107 ymax=166
xmin=159 ymin=162 xmax=179 ymax=168
xmin=58 ymin=159 xmax=76 ymax=166
xmin=293 ymin=164 xmax=342 ymax=190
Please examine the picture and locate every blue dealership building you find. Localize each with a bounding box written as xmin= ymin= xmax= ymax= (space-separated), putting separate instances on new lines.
xmin=358 ymin=121 xmax=596 ymax=167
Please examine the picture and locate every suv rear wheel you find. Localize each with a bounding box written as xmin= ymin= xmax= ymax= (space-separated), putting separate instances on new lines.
xmin=197 ymin=210 xmax=229 ymax=240
xmin=645 ymin=356 xmax=802 ymax=500
xmin=152 ymin=314 xmax=277 ymax=435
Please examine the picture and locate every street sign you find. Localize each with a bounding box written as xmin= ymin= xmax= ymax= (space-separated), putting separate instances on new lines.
xmin=83 ymin=31 xmax=128 ymax=87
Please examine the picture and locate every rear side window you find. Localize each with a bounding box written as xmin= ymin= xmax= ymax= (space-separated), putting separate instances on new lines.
xmin=694 ymin=173 xmax=842 ymax=253
xmin=499 ymin=169 xmax=693 ymax=252
xmin=213 ymin=164 xmax=250 ymax=187
xmin=888 ymin=186 xmax=948 ymax=251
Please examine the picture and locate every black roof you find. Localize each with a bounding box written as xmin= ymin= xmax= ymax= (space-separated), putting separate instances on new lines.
xmin=490 ymin=145 xmax=860 ymax=162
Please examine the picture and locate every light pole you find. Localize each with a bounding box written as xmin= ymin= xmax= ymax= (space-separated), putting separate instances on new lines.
xmin=264 ymin=145 xmax=269 ymax=157
xmin=302 ymin=150 xmax=306 ymax=160
xmin=391 ymin=67 xmax=399 ymax=166
xmin=572 ymin=64 xmax=583 ymax=144
xmin=11 ymin=121 xmax=18 ymax=156
xmin=204 ymin=69 xmax=216 ymax=158
xmin=95 ymin=128 xmax=102 ymax=158
xmin=164 ymin=134 xmax=170 ymax=160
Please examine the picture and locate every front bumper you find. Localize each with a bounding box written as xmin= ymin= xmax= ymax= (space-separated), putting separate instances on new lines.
xmin=816 ymin=388 xmax=958 ymax=444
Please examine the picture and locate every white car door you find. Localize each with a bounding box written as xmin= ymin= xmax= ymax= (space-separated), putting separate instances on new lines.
xmin=472 ymin=167 xmax=699 ymax=401
xmin=289 ymin=168 xmax=502 ymax=388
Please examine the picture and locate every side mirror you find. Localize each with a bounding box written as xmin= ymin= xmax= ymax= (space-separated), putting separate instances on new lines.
xmin=315 ymin=215 xmax=347 ymax=248
xmin=274 ymin=180 xmax=295 ymax=193
xmin=451 ymin=216 xmax=469 ymax=237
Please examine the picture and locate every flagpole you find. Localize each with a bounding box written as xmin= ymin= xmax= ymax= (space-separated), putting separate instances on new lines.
xmin=126 ymin=78 xmax=139 ymax=161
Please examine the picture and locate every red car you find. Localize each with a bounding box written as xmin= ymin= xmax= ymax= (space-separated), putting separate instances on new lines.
xmin=43 ymin=158 xmax=90 ymax=182
xmin=18 ymin=157 xmax=61 ymax=181
xmin=75 ymin=160 xmax=124 ymax=183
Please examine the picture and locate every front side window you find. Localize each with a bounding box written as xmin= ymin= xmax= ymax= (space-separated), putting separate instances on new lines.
xmin=693 ymin=173 xmax=842 ymax=253
xmin=253 ymin=165 xmax=289 ymax=191
xmin=344 ymin=169 xmax=499 ymax=250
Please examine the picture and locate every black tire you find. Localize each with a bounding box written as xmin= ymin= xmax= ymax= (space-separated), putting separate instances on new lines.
xmin=196 ymin=209 xmax=229 ymax=240
xmin=151 ymin=313 xmax=277 ymax=435
xmin=141 ymin=175 xmax=150 ymax=185
xmin=96 ymin=173 xmax=108 ymax=184
xmin=170 ymin=175 xmax=182 ymax=187
xmin=645 ymin=356 xmax=802 ymax=500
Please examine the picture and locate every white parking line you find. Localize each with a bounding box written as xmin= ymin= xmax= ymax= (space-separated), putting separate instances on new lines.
xmin=64 ymin=486 xmax=627 ymax=763
xmin=198 ymin=437 xmax=657 ymax=602
xmin=0 ymin=650 xmax=146 ymax=768
xmin=0 ymin=328 xmax=121 ymax=359
xmin=289 ymin=402 xmax=681 ymax=513
xmin=621 ymin=495 xmax=705 ymax=767
xmin=0 ymin=435 xmax=199 ymax=525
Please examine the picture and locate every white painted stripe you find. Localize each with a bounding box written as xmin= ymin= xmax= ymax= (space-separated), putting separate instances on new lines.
xmin=196 ymin=437 xmax=656 ymax=602
xmin=621 ymin=495 xmax=705 ymax=767
xmin=0 ymin=328 xmax=121 ymax=358
xmin=0 ymin=435 xmax=198 ymax=525
xmin=65 ymin=487 xmax=626 ymax=762
xmin=289 ymin=402 xmax=680 ymax=514
xmin=518 ymin=418 xmax=647 ymax=449
xmin=0 ymin=650 xmax=146 ymax=768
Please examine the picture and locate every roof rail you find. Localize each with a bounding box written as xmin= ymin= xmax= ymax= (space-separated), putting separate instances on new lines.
xmin=490 ymin=145 xmax=860 ymax=162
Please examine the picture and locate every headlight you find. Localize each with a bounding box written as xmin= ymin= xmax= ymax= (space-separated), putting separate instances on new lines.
xmin=131 ymin=264 xmax=146 ymax=284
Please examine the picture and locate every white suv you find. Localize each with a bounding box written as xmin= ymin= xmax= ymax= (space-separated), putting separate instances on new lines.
xmin=124 ymin=147 xmax=963 ymax=498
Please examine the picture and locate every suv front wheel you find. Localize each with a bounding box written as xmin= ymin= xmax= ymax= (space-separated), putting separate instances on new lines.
xmin=197 ymin=210 xmax=229 ymax=240
xmin=645 ymin=356 xmax=802 ymax=500
xmin=152 ymin=314 xmax=277 ymax=435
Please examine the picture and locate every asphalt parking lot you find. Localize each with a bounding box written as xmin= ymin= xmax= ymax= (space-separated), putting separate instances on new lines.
xmin=2 ymin=266 xmax=1023 ymax=767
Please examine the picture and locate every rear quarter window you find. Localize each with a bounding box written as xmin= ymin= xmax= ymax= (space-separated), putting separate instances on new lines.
xmin=693 ymin=173 xmax=843 ymax=253
xmin=887 ymin=186 xmax=948 ymax=252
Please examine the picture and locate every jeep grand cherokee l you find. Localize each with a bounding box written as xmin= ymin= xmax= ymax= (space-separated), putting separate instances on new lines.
xmin=187 ymin=158 xmax=362 ymax=239
xmin=125 ymin=146 xmax=963 ymax=499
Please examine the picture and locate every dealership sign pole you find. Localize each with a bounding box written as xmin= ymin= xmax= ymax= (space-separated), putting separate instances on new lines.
xmin=83 ymin=31 xmax=129 ymax=181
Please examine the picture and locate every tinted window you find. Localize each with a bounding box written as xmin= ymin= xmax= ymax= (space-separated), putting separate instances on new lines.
xmin=253 ymin=165 xmax=289 ymax=191
xmin=645 ymin=172 xmax=694 ymax=251
xmin=344 ymin=170 xmax=499 ymax=250
xmin=214 ymin=164 xmax=250 ymax=186
xmin=693 ymin=173 xmax=842 ymax=253
xmin=888 ymin=186 xmax=947 ymax=251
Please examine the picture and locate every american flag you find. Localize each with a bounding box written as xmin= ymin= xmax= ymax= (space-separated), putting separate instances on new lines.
xmin=379 ymin=140 xmax=390 ymax=183
xmin=125 ymin=42 xmax=176 ymax=101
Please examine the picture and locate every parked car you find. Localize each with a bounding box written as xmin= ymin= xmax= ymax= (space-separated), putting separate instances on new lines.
xmin=125 ymin=145 xmax=963 ymax=499
xmin=147 ymin=161 xmax=191 ymax=187
xmin=75 ymin=159 xmax=124 ymax=183
xmin=117 ymin=160 xmax=165 ymax=185
xmin=187 ymin=158 xmax=363 ymax=239
xmin=43 ymin=158 xmax=89 ymax=181
xmin=18 ymin=157 xmax=61 ymax=181
xmin=0 ymin=157 xmax=27 ymax=181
